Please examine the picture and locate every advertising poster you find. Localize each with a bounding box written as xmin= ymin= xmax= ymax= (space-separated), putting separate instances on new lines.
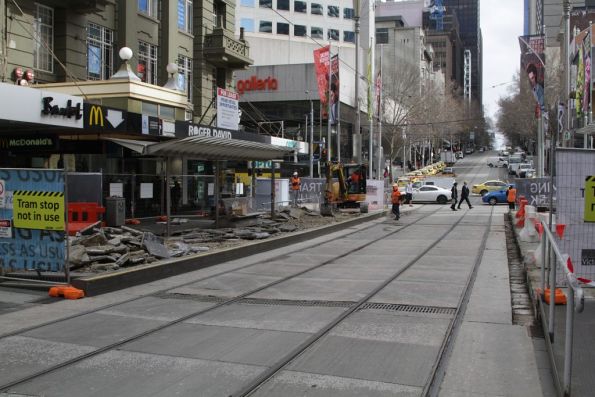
xmin=0 ymin=169 xmax=65 ymax=272
xmin=330 ymin=55 xmax=340 ymax=125
xmin=519 ymin=35 xmax=545 ymax=113
xmin=216 ymin=88 xmax=240 ymax=131
xmin=313 ymin=45 xmax=331 ymax=107
xmin=365 ymin=180 xmax=385 ymax=211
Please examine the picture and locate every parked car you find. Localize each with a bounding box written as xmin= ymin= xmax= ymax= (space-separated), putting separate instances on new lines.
xmin=411 ymin=185 xmax=452 ymax=204
xmin=456 ymin=151 xmax=464 ymax=159
xmin=442 ymin=167 xmax=455 ymax=175
xmin=482 ymin=185 xmax=514 ymax=205
xmin=471 ymin=180 xmax=509 ymax=196
xmin=487 ymin=157 xmax=508 ymax=168
xmin=465 ymin=147 xmax=474 ymax=154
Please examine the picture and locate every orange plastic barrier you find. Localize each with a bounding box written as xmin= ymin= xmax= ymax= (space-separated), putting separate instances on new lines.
xmin=67 ymin=202 xmax=106 ymax=235
xmin=515 ymin=198 xmax=529 ymax=228
xmin=536 ymin=287 xmax=567 ymax=305
xmin=49 ymin=285 xmax=85 ymax=300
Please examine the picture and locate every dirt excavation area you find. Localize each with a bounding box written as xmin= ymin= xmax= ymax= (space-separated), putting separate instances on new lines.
xmin=68 ymin=207 xmax=366 ymax=274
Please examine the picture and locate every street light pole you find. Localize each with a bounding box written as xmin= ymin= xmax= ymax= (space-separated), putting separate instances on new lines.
xmin=354 ymin=0 xmax=361 ymax=163
xmin=564 ymin=0 xmax=571 ymax=148
xmin=306 ymin=91 xmax=314 ymax=177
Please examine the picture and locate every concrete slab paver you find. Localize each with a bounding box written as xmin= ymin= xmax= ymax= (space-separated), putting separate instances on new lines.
xmin=122 ymin=322 xmax=309 ymax=366
xmin=9 ymin=350 xmax=264 ymax=397
xmin=252 ymin=371 xmax=421 ymax=397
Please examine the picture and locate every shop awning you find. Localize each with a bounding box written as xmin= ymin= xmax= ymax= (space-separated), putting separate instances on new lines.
xmin=105 ymin=136 xmax=293 ymax=161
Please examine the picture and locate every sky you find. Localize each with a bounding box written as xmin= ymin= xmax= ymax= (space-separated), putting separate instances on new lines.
xmin=480 ymin=0 xmax=524 ymax=122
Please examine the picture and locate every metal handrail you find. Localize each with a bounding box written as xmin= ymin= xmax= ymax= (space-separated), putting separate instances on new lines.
xmin=539 ymin=219 xmax=584 ymax=397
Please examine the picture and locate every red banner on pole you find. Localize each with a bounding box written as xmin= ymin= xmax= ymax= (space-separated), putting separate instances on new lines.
xmin=313 ymin=46 xmax=330 ymax=106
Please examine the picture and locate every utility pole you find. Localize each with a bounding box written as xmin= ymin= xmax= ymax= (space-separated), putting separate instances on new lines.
xmin=354 ymin=0 xmax=362 ymax=163
xmin=564 ymin=0 xmax=571 ymax=148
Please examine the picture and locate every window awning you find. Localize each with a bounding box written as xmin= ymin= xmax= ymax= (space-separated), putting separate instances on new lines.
xmin=105 ymin=136 xmax=293 ymax=161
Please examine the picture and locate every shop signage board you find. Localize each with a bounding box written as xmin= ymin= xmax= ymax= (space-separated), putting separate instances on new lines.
xmin=0 ymin=136 xmax=58 ymax=152
xmin=216 ymin=88 xmax=240 ymax=130
xmin=0 ymin=169 xmax=65 ymax=272
xmin=84 ymin=104 xmax=128 ymax=132
xmin=0 ymin=83 xmax=83 ymax=129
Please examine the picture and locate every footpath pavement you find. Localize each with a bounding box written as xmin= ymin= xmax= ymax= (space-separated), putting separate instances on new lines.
xmin=440 ymin=206 xmax=557 ymax=397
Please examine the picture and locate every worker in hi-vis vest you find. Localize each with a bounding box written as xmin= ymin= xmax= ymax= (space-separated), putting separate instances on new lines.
xmin=291 ymin=171 xmax=301 ymax=207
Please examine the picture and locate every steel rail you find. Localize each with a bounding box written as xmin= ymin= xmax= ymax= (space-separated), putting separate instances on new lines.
xmin=231 ymin=207 xmax=486 ymax=397
xmin=0 ymin=206 xmax=442 ymax=392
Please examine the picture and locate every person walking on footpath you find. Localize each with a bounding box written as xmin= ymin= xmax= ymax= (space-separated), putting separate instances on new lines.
xmin=405 ymin=181 xmax=414 ymax=206
xmin=291 ymin=171 xmax=301 ymax=207
xmin=391 ymin=184 xmax=402 ymax=220
xmin=507 ymin=185 xmax=517 ymax=211
xmin=450 ymin=182 xmax=458 ymax=211
xmin=457 ymin=181 xmax=473 ymax=209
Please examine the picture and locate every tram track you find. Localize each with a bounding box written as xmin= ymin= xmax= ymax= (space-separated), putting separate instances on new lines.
xmin=230 ymin=206 xmax=495 ymax=397
xmin=0 ymin=205 xmax=446 ymax=393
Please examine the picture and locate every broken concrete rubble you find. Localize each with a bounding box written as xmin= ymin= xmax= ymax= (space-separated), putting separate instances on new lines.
xmin=70 ymin=206 xmax=356 ymax=273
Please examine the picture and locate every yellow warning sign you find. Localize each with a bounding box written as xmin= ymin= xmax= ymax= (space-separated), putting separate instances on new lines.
xmin=586 ymin=176 xmax=595 ymax=223
xmin=13 ymin=190 xmax=65 ymax=231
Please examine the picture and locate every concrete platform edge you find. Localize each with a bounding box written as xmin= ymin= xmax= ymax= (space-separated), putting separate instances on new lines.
xmin=71 ymin=210 xmax=390 ymax=296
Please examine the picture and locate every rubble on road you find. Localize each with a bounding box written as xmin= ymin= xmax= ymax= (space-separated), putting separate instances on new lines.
xmin=70 ymin=206 xmax=360 ymax=273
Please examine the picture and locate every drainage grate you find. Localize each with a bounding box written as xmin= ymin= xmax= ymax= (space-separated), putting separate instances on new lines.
xmin=360 ymin=302 xmax=456 ymax=316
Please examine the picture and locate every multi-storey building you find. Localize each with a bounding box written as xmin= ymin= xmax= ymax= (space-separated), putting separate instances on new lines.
xmin=423 ymin=9 xmax=464 ymax=94
xmin=442 ymin=0 xmax=482 ymax=104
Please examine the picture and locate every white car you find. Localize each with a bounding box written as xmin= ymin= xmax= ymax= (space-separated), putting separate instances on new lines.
xmin=487 ymin=157 xmax=508 ymax=168
xmin=412 ymin=185 xmax=452 ymax=204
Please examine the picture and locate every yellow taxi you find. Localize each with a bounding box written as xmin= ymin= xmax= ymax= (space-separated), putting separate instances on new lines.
xmin=472 ymin=180 xmax=509 ymax=196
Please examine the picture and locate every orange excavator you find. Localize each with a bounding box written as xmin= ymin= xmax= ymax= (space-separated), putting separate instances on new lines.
xmin=321 ymin=162 xmax=368 ymax=215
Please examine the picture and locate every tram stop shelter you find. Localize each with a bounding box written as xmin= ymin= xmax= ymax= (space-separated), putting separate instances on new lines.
xmin=106 ymin=135 xmax=294 ymax=235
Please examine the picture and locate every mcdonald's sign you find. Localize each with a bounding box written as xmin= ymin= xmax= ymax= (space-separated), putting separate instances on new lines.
xmin=83 ymin=103 xmax=128 ymax=132
xmin=88 ymin=105 xmax=104 ymax=127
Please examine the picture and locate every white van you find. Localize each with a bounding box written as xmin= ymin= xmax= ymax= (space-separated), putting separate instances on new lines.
xmin=508 ymin=155 xmax=523 ymax=175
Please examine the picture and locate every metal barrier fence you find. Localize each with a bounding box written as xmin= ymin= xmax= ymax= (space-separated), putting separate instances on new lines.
xmin=538 ymin=219 xmax=585 ymax=397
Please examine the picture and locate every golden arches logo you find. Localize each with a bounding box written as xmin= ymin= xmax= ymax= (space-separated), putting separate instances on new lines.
xmin=89 ymin=106 xmax=104 ymax=127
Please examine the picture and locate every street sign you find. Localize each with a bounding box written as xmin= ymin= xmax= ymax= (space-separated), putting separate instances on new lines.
xmin=13 ymin=190 xmax=65 ymax=231
xmin=0 ymin=219 xmax=11 ymax=238
xmin=585 ymin=175 xmax=595 ymax=222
